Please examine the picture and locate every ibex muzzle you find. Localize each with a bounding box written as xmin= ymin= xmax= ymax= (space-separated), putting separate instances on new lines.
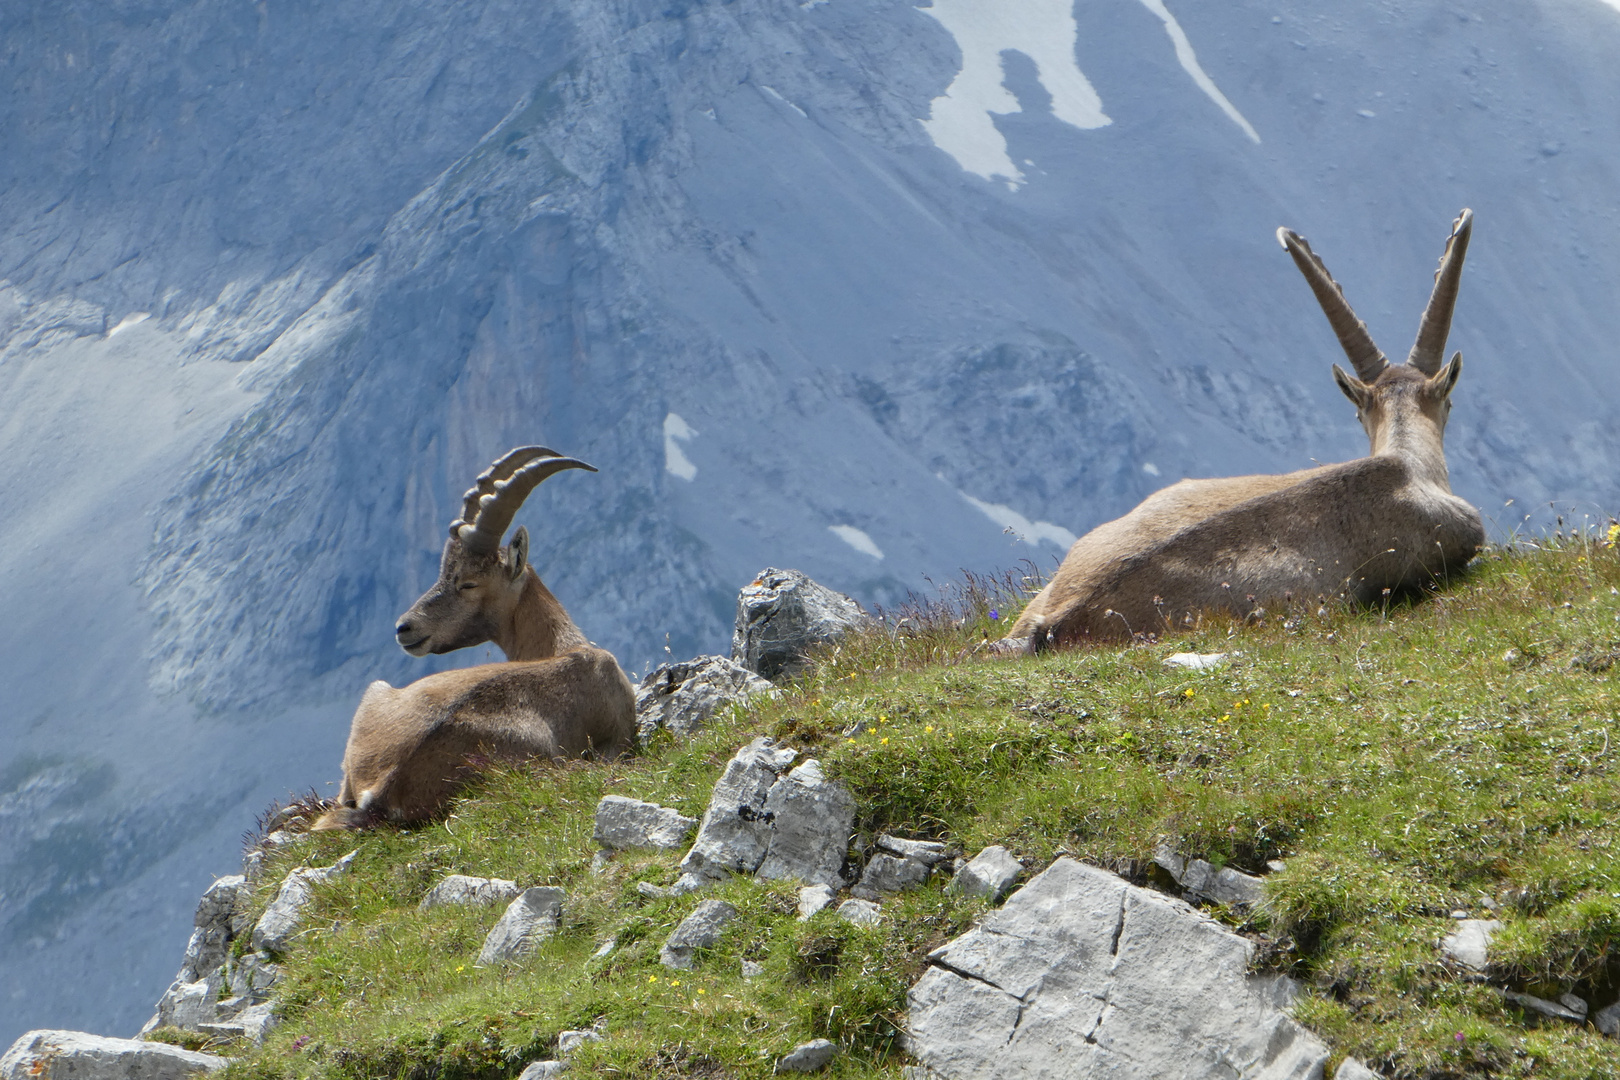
xmin=1003 ymin=210 xmax=1485 ymax=650
xmin=315 ymin=447 xmax=634 ymax=830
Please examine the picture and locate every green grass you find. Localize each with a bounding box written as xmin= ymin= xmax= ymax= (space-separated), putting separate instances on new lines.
xmin=202 ymin=533 xmax=1620 ymax=1079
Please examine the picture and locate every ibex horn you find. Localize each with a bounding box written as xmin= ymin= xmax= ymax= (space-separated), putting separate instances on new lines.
xmin=1406 ymin=208 xmax=1472 ymax=376
xmin=1277 ymin=225 xmax=1390 ymax=383
xmin=450 ymin=447 xmax=597 ymax=554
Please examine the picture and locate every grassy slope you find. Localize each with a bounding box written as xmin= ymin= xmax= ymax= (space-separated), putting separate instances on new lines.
xmin=202 ymin=537 xmax=1620 ymax=1080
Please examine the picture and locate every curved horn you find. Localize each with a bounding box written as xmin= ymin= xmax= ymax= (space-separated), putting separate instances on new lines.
xmin=1277 ymin=226 xmax=1389 ymax=383
xmin=451 ymin=446 xmax=561 ymax=537
xmin=1406 ymin=208 xmax=1472 ymax=376
xmin=456 ymin=451 xmax=597 ymax=554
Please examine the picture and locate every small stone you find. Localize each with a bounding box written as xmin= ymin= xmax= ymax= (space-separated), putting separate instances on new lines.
xmin=590 ymin=850 xmax=613 ymax=873
xmin=1439 ymin=919 xmax=1501 ymax=971
xmin=741 ymin=959 xmax=765 ymax=978
xmin=636 ymin=881 xmax=671 ymax=900
xmin=556 ymin=1030 xmax=601 ymax=1058
xmin=1266 ymin=860 xmax=1287 ymax=873
xmin=477 ymin=887 xmax=565 ymax=966
xmin=950 ymin=846 xmax=1022 ymax=902
xmin=591 ymin=937 xmax=617 ymax=960
xmin=1164 ymin=652 xmax=1227 ymax=670
xmin=636 ymin=655 xmax=777 ymax=741
xmin=660 ymin=899 xmax=739 ymax=969
xmin=1 ymin=1031 xmax=226 ymax=1080
xmin=419 ymin=874 xmax=521 ymax=911
xmin=516 ymin=1062 xmax=566 ymax=1080
xmin=251 ymin=850 xmax=356 ymax=952
xmin=837 ymin=899 xmax=882 ymax=926
xmin=797 ymin=884 xmax=838 ymax=920
xmin=1334 ymin=1058 xmax=1380 ymax=1080
xmin=1592 ymin=1000 xmax=1620 ymax=1036
xmin=1449 ymin=909 xmax=1468 ymax=919
xmin=1558 ymin=992 xmax=1588 ymax=1018
xmin=1503 ymin=989 xmax=1584 ymax=1022
xmin=594 ymin=795 xmax=698 ymax=852
xmin=732 ymin=568 xmax=869 ymax=680
xmin=774 ymin=1038 xmax=837 ymax=1073
xmin=1153 ymin=845 xmax=1264 ymax=908
xmin=668 ymin=872 xmax=708 ymax=896
xmin=876 ymin=835 xmax=952 ymax=865
xmin=853 ymin=853 xmax=929 ymax=898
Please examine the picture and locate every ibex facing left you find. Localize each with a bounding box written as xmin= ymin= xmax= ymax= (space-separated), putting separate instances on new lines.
xmin=314 ymin=448 xmax=635 ymax=830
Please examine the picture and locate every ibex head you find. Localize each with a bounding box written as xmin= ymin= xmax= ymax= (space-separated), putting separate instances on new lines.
xmin=1278 ymin=209 xmax=1472 ymax=470
xmin=394 ymin=447 xmax=596 ymax=658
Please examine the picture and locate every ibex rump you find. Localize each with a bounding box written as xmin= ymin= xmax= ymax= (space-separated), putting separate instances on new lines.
xmin=1005 ymin=211 xmax=1485 ymax=650
xmin=315 ymin=448 xmax=635 ymax=830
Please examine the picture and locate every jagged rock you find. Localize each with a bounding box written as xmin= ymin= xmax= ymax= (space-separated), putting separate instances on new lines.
xmin=419 ymin=874 xmax=521 ymax=911
xmin=223 ymin=951 xmax=280 ymax=1003
xmin=516 ymin=1063 xmax=566 ymax=1080
xmin=1593 ymin=1000 xmax=1620 ymax=1037
xmin=876 ymin=835 xmax=952 ymax=865
xmin=195 ymin=1001 xmax=277 ymax=1045
xmin=180 ymin=876 xmax=244 ymax=982
xmin=678 ymin=739 xmax=853 ymax=890
xmin=949 ymin=846 xmax=1022 ymax=902
xmin=837 ymin=899 xmax=882 ymax=926
xmin=593 ymin=796 xmax=698 ymax=852
xmin=251 ymin=850 xmax=356 ymax=952
xmin=797 ymin=883 xmax=838 ymax=920
xmin=1335 ymin=1059 xmax=1380 ymax=1080
xmin=1439 ymin=919 xmax=1501 ymax=971
xmin=478 ymin=887 xmax=565 ymax=967
xmin=1154 ymin=845 xmax=1265 ymax=908
xmin=1164 ymin=652 xmax=1228 ymax=670
xmin=1503 ymin=989 xmax=1585 ymax=1022
xmin=241 ymin=828 xmax=311 ymax=884
xmin=775 ymin=1038 xmax=838 ymax=1073
xmin=1558 ymin=992 xmax=1589 ymax=1018
xmin=636 ymin=881 xmax=672 ymax=900
xmin=853 ymin=852 xmax=930 ymax=899
xmin=908 ymin=858 xmax=1329 ymax=1079
xmin=660 ymin=899 xmax=738 ymax=969
xmin=636 ymin=655 xmax=776 ymax=741
xmin=556 ymin=1030 xmax=601 ymax=1057
xmin=150 ymin=975 xmax=222 ymax=1032
xmin=742 ymin=959 xmax=765 ymax=978
xmin=732 ymin=568 xmax=869 ymax=680
xmin=0 ymin=1031 xmax=226 ymax=1080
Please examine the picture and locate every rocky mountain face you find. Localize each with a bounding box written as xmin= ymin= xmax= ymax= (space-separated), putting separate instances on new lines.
xmin=3 ymin=0 xmax=1618 ymax=1043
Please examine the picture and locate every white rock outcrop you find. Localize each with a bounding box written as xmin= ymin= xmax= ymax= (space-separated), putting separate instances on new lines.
xmin=593 ymin=796 xmax=698 ymax=852
xmin=419 ymin=874 xmax=521 ymax=911
xmin=1439 ymin=919 xmax=1501 ymax=971
xmin=660 ymin=899 xmax=739 ymax=969
xmin=774 ymin=1038 xmax=838 ymax=1073
xmin=908 ymin=858 xmax=1329 ymax=1079
xmin=635 ymin=655 xmax=775 ymax=741
xmin=948 ymin=846 xmax=1022 ymax=902
xmin=251 ymin=850 xmax=357 ymax=952
xmin=1 ymin=1031 xmax=225 ymax=1080
xmin=477 ymin=887 xmax=566 ymax=967
xmin=1154 ymin=845 xmax=1266 ymax=908
xmin=732 ymin=569 xmax=868 ymax=680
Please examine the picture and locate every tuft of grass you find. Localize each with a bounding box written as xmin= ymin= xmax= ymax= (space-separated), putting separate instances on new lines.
xmin=213 ymin=535 xmax=1620 ymax=1079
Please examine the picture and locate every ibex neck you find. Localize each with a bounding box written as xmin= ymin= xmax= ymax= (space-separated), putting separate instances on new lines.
xmin=496 ymin=569 xmax=589 ymax=660
xmin=1371 ymin=413 xmax=1452 ymax=491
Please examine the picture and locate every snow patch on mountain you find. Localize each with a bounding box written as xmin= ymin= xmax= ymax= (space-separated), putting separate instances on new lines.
xmin=829 ymin=525 xmax=884 ymax=560
xmin=664 ymin=413 xmax=699 ymax=482
xmin=1135 ymin=0 xmax=1260 ymax=143
xmin=957 ymin=490 xmax=1079 ymax=551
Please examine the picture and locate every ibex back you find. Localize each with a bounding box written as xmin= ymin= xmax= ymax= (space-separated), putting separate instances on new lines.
xmin=1005 ymin=210 xmax=1485 ymax=650
xmin=314 ymin=448 xmax=635 ymax=830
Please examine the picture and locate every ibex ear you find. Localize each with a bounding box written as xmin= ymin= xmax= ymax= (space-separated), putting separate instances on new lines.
xmin=505 ymin=526 xmax=529 ymax=580
xmin=1430 ymin=351 xmax=1463 ymax=398
xmin=1332 ymin=363 xmax=1371 ymax=409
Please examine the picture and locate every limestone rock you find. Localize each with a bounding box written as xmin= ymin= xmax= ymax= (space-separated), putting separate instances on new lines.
xmin=1164 ymin=652 xmax=1228 ymax=670
xmin=732 ymin=568 xmax=868 ymax=680
xmin=1592 ymin=1000 xmax=1620 ymax=1037
xmin=636 ymin=655 xmax=776 ymax=741
xmin=1439 ymin=919 xmax=1501 ymax=971
xmin=908 ymin=858 xmax=1329 ymax=1080
xmin=837 ymin=899 xmax=882 ymax=926
xmin=853 ymin=852 xmax=930 ymax=899
xmin=949 ymin=846 xmax=1022 ymax=902
xmin=876 ymin=835 xmax=952 ymax=865
xmin=556 ymin=1030 xmax=601 ymax=1057
xmin=678 ymin=739 xmax=853 ymax=890
xmin=1154 ymin=845 xmax=1265 ymax=908
xmin=1 ymin=1031 xmax=225 ymax=1080
xmin=419 ymin=874 xmax=521 ymax=911
xmin=516 ymin=1063 xmax=565 ymax=1080
xmin=222 ymin=951 xmax=280 ymax=1003
xmin=1335 ymin=1060 xmax=1380 ymax=1080
xmin=1503 ymin=989 xmax=1584 ymax=1022
xmin=477 ymin=887 xmax=565 ymax=966
xmin=660 ymin=899 xmax=738 ymax=969
xmin=775 ymin=1038 xmax=838 ymax=1073
xmin=593 ymin=796 xmax=698 ymax=852
xmin=798 ymin=883 xmax=838 ymax=920
xmin=742 ymin=959 xmax=766 ymax=978
xmin=180 ymin=876 xmax=244 ymax=982
xmin=251 ymin=850 xmax=356 ymax=953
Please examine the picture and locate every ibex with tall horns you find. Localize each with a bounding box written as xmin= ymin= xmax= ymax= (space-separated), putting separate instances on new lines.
xmin=314 ymin=448 xmax=635 ymax=830
xmin=1003 ymin=210 xmax=1485 ymax=650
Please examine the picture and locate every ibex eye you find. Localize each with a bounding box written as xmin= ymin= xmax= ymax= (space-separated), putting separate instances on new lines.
xmin=459 ymin=581 xmax=477 ymax=591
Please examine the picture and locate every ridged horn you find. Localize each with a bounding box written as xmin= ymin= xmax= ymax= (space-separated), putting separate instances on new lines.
xmin=1406 ymin=208 xmax=1472 ymax=376
xmin=1277 ymin=226 xmax=1390 ymax=383
xmin=451 ymin=448 xmax=596 ymax=554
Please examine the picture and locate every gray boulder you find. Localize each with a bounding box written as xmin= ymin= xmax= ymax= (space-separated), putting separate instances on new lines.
xmin=196 ymin=1001 xmax=277 ymax=1045
xmin=180 ymin=876 xmax=244 ymax=982
xmin=1502 ymin=989 xmax=1585 ymax=1022
xmin=797 ymin=884 xmax=838 ymax=920
xmin=1593 ymin=1000 xmax=1620 ymax=1037
xmin=251 ymin=850 xmax=356 ymax=952
xmin=636 ymin=655 xmax=776 ymax=741
xmin=732 ymin=568 xmax=869 ymax=680
xmin=876 ymin=835 xmax=953 ymax=865
xmin=1153 ymin=845 xmax=1265 ymax=908
xmin=775 ymin=1039 xmax=838 ymax=1073
xmin=678 ymin=739 xmax=853 ymax=890
xmin=908 ymin=858 xmax=1328 ymax=1079
xmin=222 ymin=951 xmax=280 ymax=1003
xmin=478 ymin=887 xmax=566 ymax=967
xmin=949 ymin=846 xmax=1022 ymax=902
xmin=1 ymin=1031 xmax=225 ymax=1080
xmin=660 ymin=899 xmax=739 ymax=969
xmin=1439 ymin=919 xmax=1501 ymax=971
xmin=1335 ymin=1060 xmax=1380 ymax=1080
xmin=593 ymin=796 xmax=698 ymax=852
xmin=837 ymin=899 xmax=882 ymax=926
xmin=516 ymin=1063 xmax=566 ymax=1080
xmin=853 ymin=852 xmax=931 ymax=899
xmin=419 ymin=874 xmax=522 ymax=911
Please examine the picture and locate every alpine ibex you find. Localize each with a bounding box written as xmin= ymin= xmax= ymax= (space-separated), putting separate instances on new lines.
xmin=314 ymin=448 xmax=636 ymax=830
xmin=1004 ymin=210 xmax=1485 ymax=650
